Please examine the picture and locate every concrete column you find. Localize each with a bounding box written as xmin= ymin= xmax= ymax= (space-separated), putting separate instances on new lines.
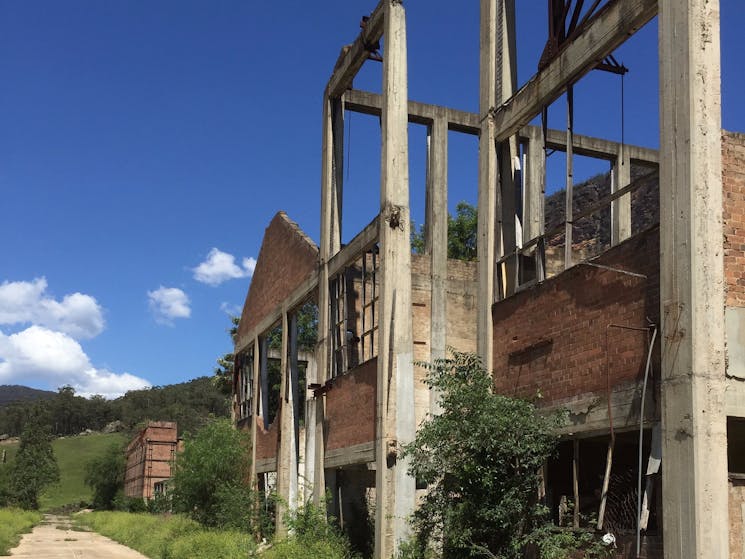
xmin=425 ymin=115 xmax=448 ymax=415
xmin=275 ymin=311 xmax=293 ymax=536
xmin=315 ymin=93 xmax=344 ymax=507
xmin=287 ymin=312 xmax=300 ymax=514
xmin=302 ymin=354 xmax=318 ymax=502
xmin=523 ymin=127 xmax=545 ymax=242
xmin=249 ymin=339 xmax=260 ymax=489
xmin=478 ymin=0 xmax=516 ymax=367
xmin=374 ymin=2 xmax=415 ymax=557
xmin=658 ymin=1 xmax=729 ymax=558
xmin=611 ymin=146 xmax=631 ymax=246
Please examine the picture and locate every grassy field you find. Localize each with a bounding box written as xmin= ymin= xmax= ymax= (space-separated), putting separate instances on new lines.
xmin=0 ymin=432 xmax=126 ymax=511
xmin=0 ymin=508 xmax=43 ymax=555
xmin=76 ymin=511 xmax=255 ymax=559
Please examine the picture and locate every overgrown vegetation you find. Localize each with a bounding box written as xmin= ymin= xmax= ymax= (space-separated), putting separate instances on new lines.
xmin=76 ymin=511 xmax=255 ymax=559
xmin=171 ymin=419 xmax=258 ymax=531
xmin=0 ymin=508 xmax=43 ymax=554
xmin=399 ymin=352 xmax=613 ymax=559
xmin=411 ymin=201 xmax=477 ymax=261
xmin=85 ymin=440 xmax=126 ymax=509
xmin=1 ymin=420 xmax=59 ymax=510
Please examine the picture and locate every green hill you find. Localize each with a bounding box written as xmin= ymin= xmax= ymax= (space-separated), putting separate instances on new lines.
xmin=0 ymin=385 xmax=55 ymax=408
xmin=0 ymin=432 xmax=126 ymax=511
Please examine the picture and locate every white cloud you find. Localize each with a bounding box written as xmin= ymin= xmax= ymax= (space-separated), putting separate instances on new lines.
xmin=193 ymin=248 xmax=256 ymax=286
xmin=0 ymin=278 xmax=104 ymax=339
xmin=0 ymin=326 xmax=151 ymax=398
xmin=220 ymin=302 xmax=242 ymax=316
xmin=148 ymin=287 xmax=191 ymax=325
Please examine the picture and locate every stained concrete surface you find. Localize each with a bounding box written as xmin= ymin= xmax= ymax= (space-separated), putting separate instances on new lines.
xmin=9 ymin=515 xmax=147 ymax=558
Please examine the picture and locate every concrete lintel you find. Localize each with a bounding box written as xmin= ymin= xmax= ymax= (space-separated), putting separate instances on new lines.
xmin=326 ymin=1 xmax=386 ymax=99
xmin=324 ymin=441 xmax=376 ymax=469
xmin=491 ymin=0 xmax=657 ymax=143
xmin=255 ymin=457 xmax=278 ymax=475
xmin=327 ymin=216 xmax=380 ymax=278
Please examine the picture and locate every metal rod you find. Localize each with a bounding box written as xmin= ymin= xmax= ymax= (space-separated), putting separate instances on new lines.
xmin=637 ymin=326 xmax=658 ymax=557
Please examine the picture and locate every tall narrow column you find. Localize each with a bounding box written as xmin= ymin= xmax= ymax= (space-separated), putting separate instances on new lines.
xmin=249 ymin=339 xmax=260 ymax=488
xmin=610 ymin=146 xmax=632 ymax=246
xmin=659 ymin=1 xmax=729 ymax=558
xmin=523 ymin=126 xmax=546 ymax=280
xmin=302 ymin=354 xmax=318 ymax=502
xmin=374 ymin=1 xmax=415 ymax=557
xmin=275 ymin=311 xmax=292 ymax=536
xmin=315 ymin=94 xmax=344 ymax=507
xmin=425 ymin=114 xmax=448 ymax=414
xmin=478 ymin=0 xmax=516 ymax=367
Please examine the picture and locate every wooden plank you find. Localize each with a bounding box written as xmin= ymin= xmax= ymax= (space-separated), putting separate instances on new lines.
xmin=492 ymin=0 xmax=657 ymax=142
xmin=327 ymin=1 xmax=386 ymax=99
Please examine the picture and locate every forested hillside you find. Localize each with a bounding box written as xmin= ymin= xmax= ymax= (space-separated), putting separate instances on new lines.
xmin=0 ymin=377 xmax=229 ymax=438
xmin=0 ymin=385 xmax=55 ymax=407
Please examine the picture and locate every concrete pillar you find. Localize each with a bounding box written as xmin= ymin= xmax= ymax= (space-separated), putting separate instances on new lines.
xmin=523 ymin=126 xmax=546 ymax=280
xmin=478 ymin=0 xmax=516 ymax=367
xmin=374 ymin=2 xmax=416 ymax=557
xmin=275 ymin=311 xmax=292 ymax=536
xmin=425 ymin=115 xmax=448 ymax=415
xmin=287 ymin=312 xmax=300 ymax=513
xmin=658 ymin=1 xmax=729 ymax=558
xmin=611 ymin=146 xmax=632 ymax=246
xmin=316 ymin=92 xmax=344 ymax=507
xmin=302 ymin=354 xmax=318 ymax=503
xmin=249 ymin=339 xmax=260 ymax=489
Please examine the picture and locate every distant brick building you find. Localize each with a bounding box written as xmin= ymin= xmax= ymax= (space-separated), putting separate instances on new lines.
xmin=124 ymin=421 xmax=181 ymax=500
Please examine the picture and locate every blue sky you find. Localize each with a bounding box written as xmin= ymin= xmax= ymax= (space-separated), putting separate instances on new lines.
xmin=0 ymin=1 xmax=743 ymax=397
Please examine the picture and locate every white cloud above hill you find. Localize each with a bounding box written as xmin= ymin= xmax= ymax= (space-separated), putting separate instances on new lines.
xmin=0 ymin=277 xmax=151 ymax=398
xmin=0 ymin=325 xmax=150 ymax=398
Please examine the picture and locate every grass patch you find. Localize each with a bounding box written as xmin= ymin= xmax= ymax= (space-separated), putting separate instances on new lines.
xmin=1 ymin=433 xmax=127 ymax=511
xmin=76 ymin=511 xmax=256 ymax=559
xmin=0 ymin=508 xmax=43 ymax=555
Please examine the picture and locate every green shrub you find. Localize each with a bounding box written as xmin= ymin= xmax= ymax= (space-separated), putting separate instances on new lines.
xmin=167 ymin=530 xmax=255 ymax=559
xmin=84 ymin=441 xmax=125 ymax=509
xmin=0 ymin=507 xmax=43 ymax=554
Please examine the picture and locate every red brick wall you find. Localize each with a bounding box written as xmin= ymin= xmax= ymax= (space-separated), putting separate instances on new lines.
xmin=723 ymin=131 xmax=745 ymax=307
xmin=124 ymin=422 xmax=179 ymax=499
xmin=255 ymin=414 xmax=279 ymax=461
xmin=237 ymin=212 xmax=318 ymax=340
xmin=729 ymin=478 xmax=745 ymax=559
xmin=325 ymin=358 xmax=377 ymax=451
xmin=492 ymin=228 xmax=660 ymax=404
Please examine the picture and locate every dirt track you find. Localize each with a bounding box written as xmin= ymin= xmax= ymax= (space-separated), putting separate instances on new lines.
xmin=9 ymin=515 xmax=147 ymax=558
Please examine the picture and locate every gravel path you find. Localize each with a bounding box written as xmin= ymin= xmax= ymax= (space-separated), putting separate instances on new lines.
xmin=9 ymin=514 xmax=148 ymax=558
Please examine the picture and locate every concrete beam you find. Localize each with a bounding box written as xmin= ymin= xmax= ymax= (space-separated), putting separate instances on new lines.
xmin=327 ymin=217 xmax=379 ymax=278
xmin=658 ymin=1 xmax=729 ymax=557
xmin=374 ymin=2 xmax=415 ymax=557
xmin=326 ymin=1 xmax=385 ymax=99
xmin=491 ymin=0 xmax=657 ymax=143
xmin=611 ymin=146 xmax=632 ymax=246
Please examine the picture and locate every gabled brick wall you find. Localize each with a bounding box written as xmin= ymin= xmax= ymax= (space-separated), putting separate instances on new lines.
xmin=237 ymin=212 xmax=318 ymax=341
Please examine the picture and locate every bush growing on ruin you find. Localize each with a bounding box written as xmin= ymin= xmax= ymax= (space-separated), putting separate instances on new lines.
xmin=400 ymin=352 xmax=610 ymax=559
xmin=171 ymin=419 xmax=257 ymax=531
xmin=84 ymin=441 xmax=126 ymax=509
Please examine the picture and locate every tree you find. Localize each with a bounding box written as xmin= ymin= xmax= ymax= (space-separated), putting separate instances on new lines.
xmin=411 ymin=201 xmax=477 ymax=261
xmin=400 ymin=352 xmax=566 ymax=558
xmin=213 ymin=316 xmax=240 ymax=395
xmin=9 ymin=420 xmax=60 ymax=510
xmin=171 ymin=419 xmax=256 ymax=530
xmin=84 ymin=441 xmax=125 ymax=509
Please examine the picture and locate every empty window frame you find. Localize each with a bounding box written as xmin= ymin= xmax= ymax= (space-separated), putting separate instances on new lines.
xmin=330 ymin=245 xmax=379 ymax=377
xmin=236 ymin=348 xmax=254 ymax=423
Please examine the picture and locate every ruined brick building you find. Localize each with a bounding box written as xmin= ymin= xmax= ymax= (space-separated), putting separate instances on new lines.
xmin=233 ymin=1 xmax=744 ymax=558
xmin=123 ymin=421 xmax=181 ymax=500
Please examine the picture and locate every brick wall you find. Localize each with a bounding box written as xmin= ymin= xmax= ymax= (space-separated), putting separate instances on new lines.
xmin=124 ymin=421 xmax=179 ymax=499
xmin=255 ymin=414 xmax=279 ymax=461
xmin=491 ymin=227 xmax=660 ymax=405
xmin=723 ymin=131 xmax=745 ymax=307
xmin=237 ymin=212 xmax=318 ymax=340
xmin=325 ymin=358 xmax=377 ymax=451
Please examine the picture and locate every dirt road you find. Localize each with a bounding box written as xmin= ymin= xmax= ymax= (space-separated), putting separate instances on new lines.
xmin=9 ymin=515 xmax=148 ymax=558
